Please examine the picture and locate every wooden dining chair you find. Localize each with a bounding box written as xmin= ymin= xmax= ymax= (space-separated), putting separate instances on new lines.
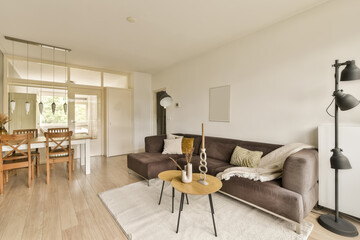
xmin=47 ymin=127 xmax=75 ymax=171
xmin=48 ymin=127 xmax=69 ymax=133
xmin=0 ymin=133 xmax=33 ymax=194
xmin=13 ymin=129 xmax=40 ymax=177
xmin=45 ymin=131 xmax=73 ymax=184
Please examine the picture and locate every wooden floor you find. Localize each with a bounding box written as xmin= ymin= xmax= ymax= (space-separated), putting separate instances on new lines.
xmin=0 ymin=155 xmax=358 ymax=240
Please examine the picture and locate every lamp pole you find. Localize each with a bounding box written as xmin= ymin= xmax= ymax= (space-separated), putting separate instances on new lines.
xmin=318 ymin=59 xmax=359 ymax=237
xmin=333 ymin=59 xmax=340 ymax=222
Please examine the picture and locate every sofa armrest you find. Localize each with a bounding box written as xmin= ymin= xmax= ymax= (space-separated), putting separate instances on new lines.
xmin=145 ymin=135 xmax=166 ymax=153
xmin=282 ymin=149 xmax=318 ymax=195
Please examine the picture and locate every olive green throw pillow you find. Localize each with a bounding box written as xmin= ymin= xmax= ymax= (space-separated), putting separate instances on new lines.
xmin=230 ymin=146 xmax=263 ymax=168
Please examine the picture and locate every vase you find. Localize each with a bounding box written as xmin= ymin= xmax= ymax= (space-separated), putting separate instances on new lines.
xmin=0 ymin=125 xmax=7 ymax=135
xmin=181 ymin=163 xmax=193 ymax=183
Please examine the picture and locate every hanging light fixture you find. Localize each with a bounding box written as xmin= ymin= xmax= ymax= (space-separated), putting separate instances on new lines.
xmin=10 ymin=41 xmax=16 ymax=113
xmin=25 ymin=43 xmax=30 ymax=115
xmin=39 ymin=45 xmax=43 ymax=114
xmin=51 ymin=47 xmax=56 ymax=115
xmin=63 ymin=50 xmax=68 ymax=114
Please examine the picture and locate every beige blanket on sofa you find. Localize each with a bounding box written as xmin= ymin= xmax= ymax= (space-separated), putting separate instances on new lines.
xmin=216 ymin=143 xmax=315 ymax=182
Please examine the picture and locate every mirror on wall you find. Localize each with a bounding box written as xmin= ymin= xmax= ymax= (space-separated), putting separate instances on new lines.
xmin=209 ymin=85 xmax=230 ymax=122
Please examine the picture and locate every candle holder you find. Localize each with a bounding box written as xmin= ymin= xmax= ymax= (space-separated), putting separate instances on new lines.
xmin=198 ymin=148 xmax=208 ymax=185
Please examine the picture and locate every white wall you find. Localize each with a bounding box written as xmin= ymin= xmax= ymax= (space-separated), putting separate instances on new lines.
xmin=132 ymin=72 xmax=153 ymax=152
xmin=152 ymin=0 xmax=360 ymax=146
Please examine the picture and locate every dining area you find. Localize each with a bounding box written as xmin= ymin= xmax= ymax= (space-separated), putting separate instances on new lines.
xmin=0 ymin=115 xmax=92 ymax=194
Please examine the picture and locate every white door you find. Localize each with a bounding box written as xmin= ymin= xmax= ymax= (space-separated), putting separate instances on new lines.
xmin=106 ymin=88 xmax=133 ymax=156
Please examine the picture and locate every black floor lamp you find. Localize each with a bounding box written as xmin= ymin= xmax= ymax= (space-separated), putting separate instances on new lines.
xmin=159 ymin=91 xmax=173 ymax=134
xmin=318 ymin=60 xmax=360 ymax=237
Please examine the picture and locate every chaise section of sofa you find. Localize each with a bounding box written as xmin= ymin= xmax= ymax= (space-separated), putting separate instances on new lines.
xmin=127 ymin=134 xmax=202 ymax=181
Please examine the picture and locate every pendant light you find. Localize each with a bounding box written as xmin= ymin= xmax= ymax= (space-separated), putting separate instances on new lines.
xmin=63 ymin=50 xmax=67 ymax=114
xmin=51 ymin=47 xmax=56 ymax=115
xmin=38 ymin=45 xmax=43 ymax=114
xmin=25 ymin=43 xmax=30 ymax=115
xmin=10 ymin=41 xmax=16 ymax=113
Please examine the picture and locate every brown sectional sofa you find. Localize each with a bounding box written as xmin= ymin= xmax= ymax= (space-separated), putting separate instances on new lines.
xmin=127 ymin=134 xmax=318 ymax=233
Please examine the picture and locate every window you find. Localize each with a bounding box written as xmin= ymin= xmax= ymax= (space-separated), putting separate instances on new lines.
xmin=7 ymin=59 xmax=67 ymax=83
xmin=70 ymin=68 xmax=101 ymax=86
xmin=39 ymin=95 xmax=68 ymax=126
xmin=103 ymin=72 xmax=128 ymax=88
xmin=8 ymin=85 xmax=68 ymax=132
xmin=75 ymin=94 xmax=98 ymax=137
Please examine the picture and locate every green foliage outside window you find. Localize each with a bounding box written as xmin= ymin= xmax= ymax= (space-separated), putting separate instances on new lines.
xmin=75 ymin=103 xmax=87 ymax=123
xmin=40 ymin=95 xmax=67 ymax=124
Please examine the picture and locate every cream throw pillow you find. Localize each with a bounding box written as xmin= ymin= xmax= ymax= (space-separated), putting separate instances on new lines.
xmin=230 ymin=146 xmax=263 ymax=168
xmin=162 ymin=138 xmax=183 ymax=154
xmin=167 ymin=133 xmax=183 ymax=140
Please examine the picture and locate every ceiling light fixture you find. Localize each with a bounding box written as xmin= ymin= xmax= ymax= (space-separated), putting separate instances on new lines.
xmin=126 ymin=17 xmax=136 ymax=23
xmin=10 ymin=41 xmax=16 ymax=114
xmin=25 ymin=43 xmax=30 ymax=115
xmin=51 ymin=47 xmax=56 ymax=115
xmin=39 ymin=45 xmax=43 ymax=114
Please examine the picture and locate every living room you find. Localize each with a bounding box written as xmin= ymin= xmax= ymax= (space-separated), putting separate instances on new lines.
xmin=0 ymin=0 xmax=359 ymax=239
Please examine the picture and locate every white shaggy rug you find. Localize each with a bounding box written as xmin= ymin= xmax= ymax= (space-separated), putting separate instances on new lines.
xmin=99 ymin=180 xmax=313 ymax=240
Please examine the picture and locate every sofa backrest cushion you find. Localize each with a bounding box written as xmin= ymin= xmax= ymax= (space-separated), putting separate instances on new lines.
xmin=205 ymin=136 xmax=282 ymax=162
xmin=145 ymin=135 xmax=166 ymax=153
xmin=238 ymin=141 xmax=282 ymax=157
xmin=205 ymin=137 xmax=243 ymax=162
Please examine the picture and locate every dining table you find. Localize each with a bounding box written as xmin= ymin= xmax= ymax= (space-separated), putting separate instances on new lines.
xmin=1 ymin=133 xmax=92 ymax=174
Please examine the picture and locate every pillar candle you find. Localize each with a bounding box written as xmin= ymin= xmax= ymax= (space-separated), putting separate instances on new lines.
xmin=202 ymin=123 xmax=205 ymax=149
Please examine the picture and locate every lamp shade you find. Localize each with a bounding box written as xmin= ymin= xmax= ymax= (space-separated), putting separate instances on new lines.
xmin=159 ymin=91 xmax=173 ymax=108
xmin=334 ymin=90 xmax=360 ymax=111
xmin=51 ymin=102 xmax=56 ymax=115
xmin=25 ymin=101 xmax=30 ymax=115
xmin=39 ymin=102 xmax=43 ymax=114
xmin=340 ymin=60 xmax=360 ymax=81
xmin=63 ymin=102 xmax=68 ymax=114
xmin=330 ymin=148 xmax=352 ymax=169
xmin=10 ymin=100 xmax=16 ymax=114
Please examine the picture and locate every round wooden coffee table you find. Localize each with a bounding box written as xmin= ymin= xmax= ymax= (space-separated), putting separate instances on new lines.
xmin=171 ymin=173 xmax=222 ymax=236
xmin=158 ymin=170 xmax=189 ymax=213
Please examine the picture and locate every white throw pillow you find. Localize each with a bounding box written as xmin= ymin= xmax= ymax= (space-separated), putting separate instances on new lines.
xmin=162 ymin=138 xmax=183 ymax=154
xmin=167 ymin=133 xmax=183 ymax=140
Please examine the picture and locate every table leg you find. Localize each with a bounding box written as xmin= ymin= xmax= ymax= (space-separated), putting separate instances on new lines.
xmin=85 ymin=139 xmax=91 ymax=174
xmin=172 ymin=187 xmax=175 ymax=213
xmin=158 ymin=181 xmax=165 ymax=205
xmin=176 ymin=192 xmax=184 ymax=233
xmin=80 ymin=144 xmax=85 ymax=166
xmin=185 ymin=194 xmax=189 ymax=205
xmin=208 ymin=194 xmax=217 ymax=237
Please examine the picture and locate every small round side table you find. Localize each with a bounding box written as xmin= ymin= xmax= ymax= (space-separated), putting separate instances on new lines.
xmin=158 ymin=170 xmax=189 ymax=213
xmin=171 ymin=173 xmax=222 ymax=237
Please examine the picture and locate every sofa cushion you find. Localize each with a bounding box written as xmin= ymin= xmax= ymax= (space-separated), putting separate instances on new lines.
xmin=127 ymin=152 xmax=183 ymax=179
xmin=175 ymin=134 xmax=202 ymax=155
xmin=221 ymin=177 xmax=304 ymax=223
xmin=177 ymin=155 xmax=231 ymax=176
xmin=230 ymin=146 xmax=263 ymax=167
xmin=205 ymin=137 xmax=241 ymax=162
xmin=182 ymin=138 xmax=194 ymax=154
xmin=145 ymin=135 xmax=166 ymax=153
xmin=162 ymin=138 xmax=183 ymax=154
xmin=238 ymin=141 xmax=281 ymax=157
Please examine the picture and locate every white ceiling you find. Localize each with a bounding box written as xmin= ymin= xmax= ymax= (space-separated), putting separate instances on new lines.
xmin=0 ymin=0 xmax=328 ymax=73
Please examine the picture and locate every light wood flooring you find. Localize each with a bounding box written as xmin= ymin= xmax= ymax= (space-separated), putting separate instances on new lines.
xmin=0 ymin=155 xmax=358 ymax=240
